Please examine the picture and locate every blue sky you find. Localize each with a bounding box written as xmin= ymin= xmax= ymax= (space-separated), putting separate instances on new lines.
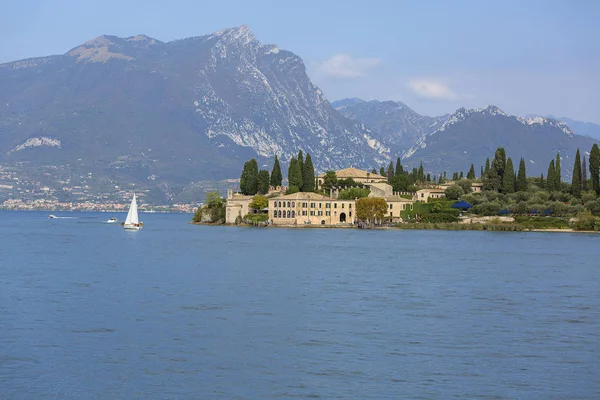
xmin=2 ymin=0 xmax=599 ymax=123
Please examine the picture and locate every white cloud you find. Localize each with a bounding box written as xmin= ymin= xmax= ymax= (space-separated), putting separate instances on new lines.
xmin=408 ymin=78 xmax=460 ymax=100
xmin=316 ymin=54 xmax=381 ymax=79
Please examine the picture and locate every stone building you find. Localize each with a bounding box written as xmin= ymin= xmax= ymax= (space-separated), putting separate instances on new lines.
xmin=317 ymin=167 xmax=387 ymax=186
xmin=268 ymin=192 xmax=355 ymax=225
xmin=225 ymin=189 xmax=253 ymax=224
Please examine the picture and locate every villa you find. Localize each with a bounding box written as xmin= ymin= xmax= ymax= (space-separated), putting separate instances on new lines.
xmin=268 ymin=192 xmax=355 ymax=225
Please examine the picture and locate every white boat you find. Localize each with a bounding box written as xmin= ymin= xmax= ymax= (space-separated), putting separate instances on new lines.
xmin=49 ymin=214 xmax=56 ymax=219
xmin=106 ymin=217 xmax=118 ymax=223
xmin=123 ymin=194 xmax=143 ymax=230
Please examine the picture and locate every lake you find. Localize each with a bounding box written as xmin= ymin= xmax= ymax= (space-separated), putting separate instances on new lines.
xmin=1 ymin=211 xmax=599 ymax=399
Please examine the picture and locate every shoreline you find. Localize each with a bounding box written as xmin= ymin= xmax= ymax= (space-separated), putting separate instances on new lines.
xmin=191 ymin=222 xmax=599 ymax=233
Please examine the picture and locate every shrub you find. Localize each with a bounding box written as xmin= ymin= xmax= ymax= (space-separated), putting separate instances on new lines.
xmin=572 ymin=211 xmax=599 ymax=231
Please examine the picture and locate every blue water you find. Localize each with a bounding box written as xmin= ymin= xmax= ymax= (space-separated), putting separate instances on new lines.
xmin=1 ymin=211 xmax=599 ymax=399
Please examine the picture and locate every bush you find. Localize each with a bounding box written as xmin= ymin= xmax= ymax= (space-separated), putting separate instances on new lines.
xmin=444 ymin=184 xmax=464 ymax=200
xmin=572 ymin=211 xmax=599 ymax=231
xmin=473 ymin=201 xmax=502 ymax=216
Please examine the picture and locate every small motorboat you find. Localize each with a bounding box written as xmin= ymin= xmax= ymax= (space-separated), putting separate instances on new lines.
xmin=48 ymin=214 xmax=56 ymax=219
xmin=106 ymin=217 xmax=118 ymax=223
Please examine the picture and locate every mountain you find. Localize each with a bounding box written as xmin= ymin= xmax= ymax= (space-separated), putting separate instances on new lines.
xmin=0 ymin=26 xmax=389 ymax=190
xmin=405 ymin=106 xmax=598 ymax=178
xmin=556 ymin=117 xmax=600 ymax=141
xmin=333 ymin=99 xmax=448 ymax=154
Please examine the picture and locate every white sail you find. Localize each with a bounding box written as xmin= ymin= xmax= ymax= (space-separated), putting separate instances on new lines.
xmin=124 ymin=193 xmax=139 ymax=226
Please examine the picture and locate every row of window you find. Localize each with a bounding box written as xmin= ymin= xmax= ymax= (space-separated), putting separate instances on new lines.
xmin=272 ymin=201 xmax=352 ymax=209
xmin=273 ymin=210 xmax=353 ymax=219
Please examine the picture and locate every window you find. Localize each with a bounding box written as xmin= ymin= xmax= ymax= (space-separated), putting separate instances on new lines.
xmin=349 ymin=212 xmax=352 ymax=217
xmin=349 ymin=204 xmax=352 ymax=209
xmin=326 ymin=211 xmax=330 ymax=216
xmin=334 ymin=203 xmax=337 ymax=209
xmin=421 ymin=193 xmax=424 ymax=198
xmin=273 ymin=202 xmax=277 ymax=208
xmin=287 ymin=210 xmax=291 ymax=218
xmin=292 ymin=211 xmax=295 ymax=218
xmin=302 ymin=211 xmax=307 ymax=216
xmin=287 ymin=201 xmax=291 ymax=207
xmin=389 ymin=204 xmax=393 ymax=209
xmin=310 ymin=211 xmax=315 ymax=216
xmin=277 ymin=210 xmax=282 ymax=218
xmin=278 ymin=201 xmax=282 ymax=207
xmin=310 ymin=203 xmax=315 ymax=208
xmin=342 ymin=204 xmax=345 ymax=208
xmin=319 ymin=203 xmax=322 ymax=208
xmin=292 ymin=202 xmax=295 ymax=207
xmin=326 ymin=203 xmax=330 ymax=208
xmin=403 ymin=204 xmax=406 ymax=210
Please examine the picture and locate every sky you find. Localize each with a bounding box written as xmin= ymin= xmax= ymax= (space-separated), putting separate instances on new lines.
xmin=2 ymin=0 xmax=600 ymax=123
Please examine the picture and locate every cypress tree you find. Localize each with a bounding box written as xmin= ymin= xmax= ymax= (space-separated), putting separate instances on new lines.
xmin=297 ymin=151 xmax=304 ymax=191
xmin=302 ymin=153 xmax=315 ymax=192
xmin=502 ymin=157 xmax=516 ymax=194
xmin=426 ymin=173 xmax=431 ymax=182
xmin=387 ymin=161 xmax=395 ymax=180
xmin=240 ymin=158 xmax=259 ymax=195
xmin=257 ymin=170 xmax=270 ymax=195
xmin=484 ymin=158 xmax=490 ymax=174
xmin=380 ymin=167 xmax=385 ymax=177
xmin=452 ymin=172 xmax=458 ymax=181
xmin=480 ymin=165 xmax=484 ymax=178
xmin=371 ymin=168 xmax=377 ymax=174
xmin=555 ymin=153 xmax=561 ymax=191
xmin=590 ymin=144 xmax=600 ymax=194
xmin=539 ymin=173 xmax=544 ymax=189
xmin=571 ymin=149 xmax=582 ymax=198
xmin=288 ymin=157 xmax=302 ymax=190
xmin=483 ymin=148 xmax=506 ymax=192
xmin=418 ymin=163 xmax=424 ymax=181
xmin=270 ymin=155 xmax=282 ymax=187
xmin=517 ymin=158 xmax=527 ymax=192
xmin=547 ymin=159 xmax=556 ymax=192
xmin=582 ymin=156 xmax=588 ymax=191
xmin=459 ymin=171 xmax=464 ymax=180
xmin=467 ymin=164 xmax=475 ymax=180
xmin=395 ymin=157 xmax=403 ymax=176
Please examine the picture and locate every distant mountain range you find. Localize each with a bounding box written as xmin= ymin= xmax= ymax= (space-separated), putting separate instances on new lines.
xmin=0 ymin=25 xmax=597 ymax=200
xmin=0 ymin=26 xmax=388 ymax=189
xmin=334 ymin=99 xmax=598 ymax=178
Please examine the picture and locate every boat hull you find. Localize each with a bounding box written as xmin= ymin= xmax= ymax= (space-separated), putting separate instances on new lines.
xmin=123 ymin=224 xmax=141 ymax=230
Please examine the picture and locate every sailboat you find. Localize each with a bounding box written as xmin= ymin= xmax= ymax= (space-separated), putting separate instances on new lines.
xmin=123 ymin=193 xmax=143 ymax=230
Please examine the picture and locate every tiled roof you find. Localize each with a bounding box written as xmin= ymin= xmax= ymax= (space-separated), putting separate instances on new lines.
xmin=318 ymin=167 xmax=386 ymax=180
xmin=271 ymin=192 xmax=334 ymax=201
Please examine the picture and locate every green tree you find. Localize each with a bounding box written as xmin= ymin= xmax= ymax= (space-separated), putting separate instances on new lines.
xmin=257 ymin=170 xmax=270 ymax=195
xmin=502 ymin=157 xmax=516 ymax=193
xmin=249 ymin=195 xmax=268 ymax=210
xmin=426 ymin=173 xmax=431 ymax=182
xmin=379 ymin=166 xmax=385 ymax=177
xmin=452 ymin=172 xmax=459 ymax=181
xmin=555 ymin=152 xmax=561 ymax=191
xmin=297 ymin=151 xmax=304 ymax=191
xmin=480 ymin=165 xmax=484 ymax=178
xmin=418 ymin=163 xmax=424 ymax=181
xmin=547 ymin=159 xmax=556 ymax=192
xmin=288 ymin=156 xmax=302 ymax=189
xmin=390 ymin=173 xmax=411 ymax=192
xmin=467 ymin=164 xmax=476 ymax=180
xmin=338 ymin=187 xmax=370 ymax=200
xmin=517 ymin=158 xmax=527 ymax=192
xmin=483 ymin=148 xmax=506 ymax=192
xmin=444 ymin=184 xmax=464 ymax=200
xmin=571 ymin=149 xmax=582 ymax=198
xmin=322 ymin=170 xmax=337 ymax=191
xmin=459 ymin=171 xmax=464 ymax=180
xmin=240 ymin=158 xmax=259 ymax=195
xmin=355 ymin=197 xmax=388 ymax=224
xmin=484 ymin=158 xmax=490 ymax=174
xmin=387 ymin=161 xmax=395 ymax=180
xmin=371 ymin=168 xmax=377 ymax=174
xmin=590 ymin=144 xmax=600 ymax=194
xmin=395 ymin=157 xmax=403 ymax=176
xmin=302 ymin=153 xmax=315 ymax=192
xmin=539 ymin=173 xmax=545 ymax=189
xmin=270 ymin=155 xmax=282 ymax=187
xmin=582 ymin=156 xmax=588 ymax=191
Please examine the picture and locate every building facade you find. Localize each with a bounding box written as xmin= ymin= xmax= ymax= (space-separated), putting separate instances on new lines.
xmin=317 ymin=167 xmax=387 ymax=186
xmin=268 ymin=192 xmax=356 ymax=225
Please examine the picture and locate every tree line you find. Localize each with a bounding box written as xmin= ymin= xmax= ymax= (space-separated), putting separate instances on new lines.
xmin=239 ymin=151 xmax=315 ymax=195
